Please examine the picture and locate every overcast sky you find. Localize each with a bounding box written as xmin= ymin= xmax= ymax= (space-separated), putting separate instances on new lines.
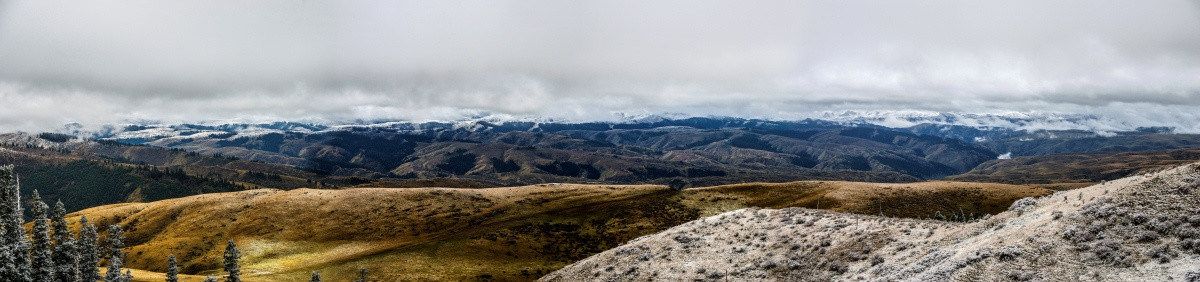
xmin=2 ymin=0 xmax=1200 ymax=131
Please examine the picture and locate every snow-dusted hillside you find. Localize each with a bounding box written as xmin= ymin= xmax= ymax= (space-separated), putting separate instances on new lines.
xmin=544 ymin=163 xmax=1200 ymax=281
xmin=56 ymin=112 xmax=1179 ymax=145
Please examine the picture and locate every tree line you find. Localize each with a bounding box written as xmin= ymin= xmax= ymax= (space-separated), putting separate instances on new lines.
xmin=0 ymin=165 xmax=329 ymax=281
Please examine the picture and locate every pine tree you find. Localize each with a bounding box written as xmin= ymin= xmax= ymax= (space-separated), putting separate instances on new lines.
xmin=0 ymin=223 xmax=8 ymax=282
xmin=29 ymin=190 xmax=56 ymax=281
xmin=310 ymin=271 xmax=321 ymax=282
xmin=51 ymin=201 xmax=79 ymax=282
xmin=52 ymin=238 xmax=78 ymax=282
xmin=223 ymin=240 xmax=241 ymax=282
xmin=77 ymin=216 xmax=100 ymax=282
xmin=0 ymin=165 xmax=16 ymax=281
xmin=105 ymin=224 xmax=125 ymax=264
xmin=202 ymin=277 xmax=217 ymax=282
xmin=11 ymin=235 xmax=31 ymax=282
xmin=1 ymin=165 xmax=31 ymax=281
xmin=104 ymin=255 xmax=123 ymax=282
xmin=354 ymin=268 xmax=368 ymax=282
xmin=166 ymin=255 xmax=178 ymax=282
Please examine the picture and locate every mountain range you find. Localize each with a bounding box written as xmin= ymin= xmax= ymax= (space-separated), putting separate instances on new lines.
xmin=49 ymin=116 xmax=1200 ymax=179
xmin=4 ymin=116 xmax=1199 ymax=216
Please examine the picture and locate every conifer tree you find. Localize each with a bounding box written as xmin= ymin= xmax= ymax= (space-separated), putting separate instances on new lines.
xmin=0 ymin=224 xmax=8 ymax=281
xmin=105 ymin=224 xmax=125 ymax=264
xmin=202 ymin=277 xmax=217 ymax=282
xmin=78 ymin=216 xmax=100 ymax=282
xmin=0 ymin=165 xmax=16 ymax=281
xmin=104 ymin=255 xmax=123 ymax=282
xmin=10 ymin=237 xmax=31 ymax=282
xmin=29 ymin=190 xmax=56 ymax=281
xmin=223 ymin=240 xmax=241 ymax=282
xmin=1 ymin=165 xmax=31 ymax=281
xmin=51 ymin=200 xmax=79 ymax=282
xmin=310 ymin=271 xmax=321 ymax=282
xmin=166 ymin=255 xmax=178 ymax=282
xmin=52 ymin=238 xmax=78 ymax=282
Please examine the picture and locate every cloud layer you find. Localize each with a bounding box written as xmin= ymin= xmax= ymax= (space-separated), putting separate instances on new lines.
xmin=2 ymin=0 xmax=1200 ymax=131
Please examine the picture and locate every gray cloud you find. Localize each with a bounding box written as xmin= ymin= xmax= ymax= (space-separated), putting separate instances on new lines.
xmin=1 ymin=0 xmax=1200 ymax=131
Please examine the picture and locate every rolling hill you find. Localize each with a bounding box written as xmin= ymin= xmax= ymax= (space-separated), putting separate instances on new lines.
xmin=66 ymin=180 xmax=1048 ymax=281
xmin=546 ymin=162 xmax=1200 ymax=281
xmin=947 ymin=149 xmax=1200 ymax=185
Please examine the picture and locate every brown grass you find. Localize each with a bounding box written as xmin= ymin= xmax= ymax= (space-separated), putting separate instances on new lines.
xmin=947 ymin=149 xmax=1200 ymax=184
xmin=68 ymin=181 xmax=1051 ymax=281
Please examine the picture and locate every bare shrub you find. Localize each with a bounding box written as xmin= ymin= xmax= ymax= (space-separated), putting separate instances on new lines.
xmin=994 ymin=246 xmax=1023 ymax=261
xmin=1186 ymin=271 xmax=1200 ymax=282
xmin=1008 ymin=197 xmax=1039 ymax=212
xmin=1006 ymin=270 xmax=1037 ymax=281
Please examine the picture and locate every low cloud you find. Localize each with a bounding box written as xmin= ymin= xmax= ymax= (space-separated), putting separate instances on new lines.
xmin=1 ymin=0 xmax=1199 ymax=132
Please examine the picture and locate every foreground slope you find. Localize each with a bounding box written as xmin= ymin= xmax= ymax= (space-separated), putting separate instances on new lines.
xmin=69 ymin=181 xmax=1045 ymax=281
xmin=545 ymin=163 xmax=1200 ymax=281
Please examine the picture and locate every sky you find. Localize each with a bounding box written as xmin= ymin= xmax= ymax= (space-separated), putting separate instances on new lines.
xmin=2 ymin=0 xmax=1200 ymax=132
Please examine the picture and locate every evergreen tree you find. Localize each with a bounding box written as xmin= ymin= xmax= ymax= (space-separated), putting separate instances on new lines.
xmin=29 ymin=190 xmax=56 ymax=281
xmin=51 ymin=201 xmax=79 ymax=282
xmin=309 ymin=271 xmax=321 ymax=282
xmin=105 ymin=224 xmax=125 ymax=264
xmin=52 ymin=238 xmax=78 ymax=282
xmin=354 ymin=268 xmax=368 ymax=282
xmin=11 ymin=237 xmax=31 ymax=282
xmin=165 ymin=255 xmax=178 ymax=282
xmin=0 ymin=222 xmax=8 ymax=281
xmin=202 ymin=277 xmax=217 ymax=282
xmin=0 ymin=165 xmax=15 ymax=281
xmin=78 ymin=216 xmax=101 ymax=282
xmin=1 ymin=165 xmax=31 ymax=281
xmin=104 ymin=255 xmax=123 ymax=282
xmin=223 ymin=240 xmax=241 ymax=282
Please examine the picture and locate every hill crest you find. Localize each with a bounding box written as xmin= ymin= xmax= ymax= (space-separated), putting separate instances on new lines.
xmin=545 ymin=162 xmax=1200 ymax=281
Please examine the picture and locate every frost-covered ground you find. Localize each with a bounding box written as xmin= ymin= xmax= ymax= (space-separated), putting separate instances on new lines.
xmin=545 ymin=163 xmax=1200 ymax=281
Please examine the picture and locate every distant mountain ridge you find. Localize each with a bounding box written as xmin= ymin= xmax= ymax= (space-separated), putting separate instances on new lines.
xmin=57 ymin=114 xmax=1186 ymax=149
xmin=73 ymin=120 xmax=996 ymax=183
xmin=28 ymin=115 xmax=1200 ymax=186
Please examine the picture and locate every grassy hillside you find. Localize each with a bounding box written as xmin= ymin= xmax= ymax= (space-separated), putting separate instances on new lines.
xmin=68 ymin=181 xmax=1049 ymax=281
xmin=546 ymin=163 xmax=1200 ymax=281
xmin=947 ymin=149 xmax=1200 ymax=185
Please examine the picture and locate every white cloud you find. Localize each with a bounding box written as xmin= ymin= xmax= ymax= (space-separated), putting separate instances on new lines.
xmin=1 ymin=0 xmax=1199 ymax=132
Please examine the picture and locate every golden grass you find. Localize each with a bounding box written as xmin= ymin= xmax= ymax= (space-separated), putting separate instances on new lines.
xmin=687 ymin=181 xmax=1051 ymax=218
xmin=947 ymin=149 xmax=1200 ymax=184
xmin=70 ymin=180 xmax=1052 ymax=281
